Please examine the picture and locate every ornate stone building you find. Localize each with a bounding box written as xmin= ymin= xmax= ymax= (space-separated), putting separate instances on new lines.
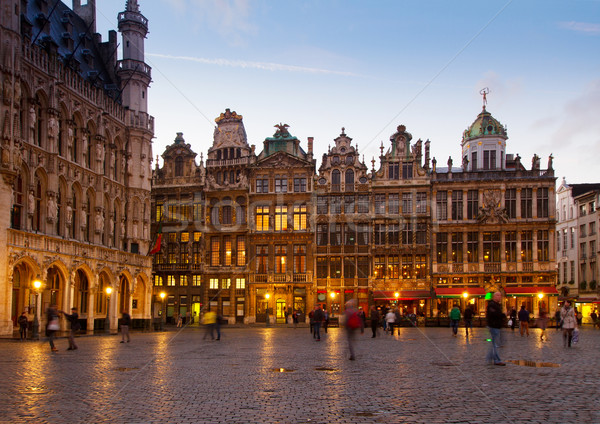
xmin=0 ymin=0 xmax=154 ymax=337
xmin=152 ymin=101 xmax=558 ymax=322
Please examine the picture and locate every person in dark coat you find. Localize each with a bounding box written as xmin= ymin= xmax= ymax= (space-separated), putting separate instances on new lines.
xmin=509 ymin=308 xmax=517 ymax=331
xmin=18 ymin=312 xmax=28 ymax=341
xmin=312 ymin=306 xmax=325 ymax=341
xmin=518 ymin=304 xmax=530 ymax=337
xmin=369 ymin=305 xmax=380 ymax=338
xmin=486 ymin=292 xmax=506 ymax=366
xmin=60 ymin=307 xmax=80 ymax=350
xmin=46 ymin=304 xmax=60 ymax=352
xmin=121 ymin=309 xmax=132 ymax=343
xmin=463 ymin=305 xmax=474 ymax=337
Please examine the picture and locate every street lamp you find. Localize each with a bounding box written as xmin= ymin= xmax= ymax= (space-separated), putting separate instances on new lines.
xmin=265 ymin=293 xmax=270 ymax=327
xmin=32 ymin=278 xmax=42 ymax=340
xmin=159 ymin=292 xmax=166 ymax=331
xmin=394 ymin=292 xmax=400 ymax=306
xmin=105 ymin=286 xmax=113 ymax=334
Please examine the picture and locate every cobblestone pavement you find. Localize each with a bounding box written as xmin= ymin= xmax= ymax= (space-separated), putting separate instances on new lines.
xmin=1 ymin=324 xmax=599 ymax=424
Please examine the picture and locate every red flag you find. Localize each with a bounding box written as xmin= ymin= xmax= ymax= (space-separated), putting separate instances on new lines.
xmin=148 ymin=222 xmax=162 ymax=255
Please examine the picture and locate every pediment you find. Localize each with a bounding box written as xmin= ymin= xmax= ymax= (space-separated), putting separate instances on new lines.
xmin=257 ymin=151 xmax=308 ymax=169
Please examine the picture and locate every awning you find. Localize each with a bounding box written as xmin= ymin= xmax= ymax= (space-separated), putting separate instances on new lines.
xmin=435 ymin=287 xmax=486 ymax=298
xmin=372 ymin=290 xmax=431 ymax=300
xmin=504 ymin=286 xmax=558 ymax=296
xmin=576 ymin=297 xmax=599 ymax=303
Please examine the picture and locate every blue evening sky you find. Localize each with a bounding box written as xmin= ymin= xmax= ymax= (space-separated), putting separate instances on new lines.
xmin=94 ymin=0 xmax=600 ymax=183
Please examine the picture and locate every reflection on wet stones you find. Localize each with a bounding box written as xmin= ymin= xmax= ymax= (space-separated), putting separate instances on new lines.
xmin=20 ymin=386 xmax=49 ymax=395
xmin=507 ymin=360 xmax=560 ymax=368
xmin=315 ymin=367 xmax=338 ymax=372
xmin=269 ymin=368 xmax=295 ymax=372
xmin=115 ymin=367 xmax=139 ymax=372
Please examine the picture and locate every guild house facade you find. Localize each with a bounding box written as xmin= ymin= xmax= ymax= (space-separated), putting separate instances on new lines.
xmin=152 ymin=100 xmax=557 ymax=324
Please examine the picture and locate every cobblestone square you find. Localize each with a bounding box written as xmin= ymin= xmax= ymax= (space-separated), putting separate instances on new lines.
xmin=1 ymin=325 xmax=598 ymax=424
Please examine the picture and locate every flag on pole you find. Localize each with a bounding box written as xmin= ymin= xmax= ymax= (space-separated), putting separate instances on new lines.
xmin=148 ymin=222 xmax=162 ymax=255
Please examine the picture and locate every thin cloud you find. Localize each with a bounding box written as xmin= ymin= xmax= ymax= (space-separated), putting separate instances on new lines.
xmin=148 ymin=53 xmax=360 ymax=77
xmin=558 ymin=21 xmax=600 ymax=35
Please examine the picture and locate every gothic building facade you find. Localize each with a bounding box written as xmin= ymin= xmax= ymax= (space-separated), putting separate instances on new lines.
xmin=0 ymin=0 xmax=154 ymax=337
xmin=152 ymin=102 xmax=558 ymax=323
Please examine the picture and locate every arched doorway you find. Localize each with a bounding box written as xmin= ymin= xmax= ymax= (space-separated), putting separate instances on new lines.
xmin=119 ymin=276 xmax=130 ymax=314
xmin=74 ymin=269 xmax=90 ymax=316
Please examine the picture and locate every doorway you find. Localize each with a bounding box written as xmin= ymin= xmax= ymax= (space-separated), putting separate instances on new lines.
xmin=276 ymin=299 xmax=286 ymax=324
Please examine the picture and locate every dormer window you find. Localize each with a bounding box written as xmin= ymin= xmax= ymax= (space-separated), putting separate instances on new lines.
xmin=332 ymin=156 xmax=340 ymax=165
xmin=175 ymin=156 xmax=183 ymax=176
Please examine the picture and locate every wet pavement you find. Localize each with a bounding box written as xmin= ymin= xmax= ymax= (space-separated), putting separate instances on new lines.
xmin=1 ymin=325 xmax=599 ymax=423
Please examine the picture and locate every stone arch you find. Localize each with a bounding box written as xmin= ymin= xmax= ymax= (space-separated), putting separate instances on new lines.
xmin=72 ymin=267 xmax=92 ymax=316
xmin=131 ymin=273 xmax=149 ymax=318
xmin=9 ymin=256 xmax=41 ymax=326
xmin=118 ymin=272 xmax=132 ymax=315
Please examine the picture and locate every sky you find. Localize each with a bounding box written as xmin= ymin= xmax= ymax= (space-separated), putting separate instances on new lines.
xmin=94 ymin=0 xmax=600 ymax=184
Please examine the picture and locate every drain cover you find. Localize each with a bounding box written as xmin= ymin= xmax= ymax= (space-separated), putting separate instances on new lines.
xmin=270 ymin=368 xmax=295 ymax=372
xmin=507 ymin=360 xmax=560 ymax=368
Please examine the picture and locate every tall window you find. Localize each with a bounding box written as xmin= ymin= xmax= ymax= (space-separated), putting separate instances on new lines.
xmin=236 ymin=236 xmax=246 ymax=266
xmin=331 ymin=170 xmax=341 ymax=191
xmin=402 ymin=193 xmax=413 ymax=214
xmin=436 ymin=191 xmax=448 ymax=221
xmin=521 ymin=231 xmax=533 ymax=262
xmin=293 ymin=177 xmax=306 ymax=192
xmin=537 ymin=230 xmax=549 ymax=261
xmin=374 ymin=256 xmax=385 ymax=278
xmin=402 ymin=162 xmax=412 ymax=179
xmin=483 ymin=150 xmax=496 ymax=170
xmin=505 ymin=189 xmax=516 ymax=219
xmin=483 ymin=232 xmax=500 ymax=263
xmin=451 ymin=233 xmax=463 ymax=263
xmin=467 ymin=190 xmax=478 ymax=219
xmin=180 ymin=242 xmax=189 ymax=264
xmin=451 ymin=191 xmax=463 ymax=220
xmin=293 ymin=245 xmax=306 ymax=273
xmin=343 ymin=196 xmax=355 ymax=214
xmin=521 ymin=188 xmax=533 ymax=219
xmin=224 ymin=236 xmax=232 ymax=266
xmin=344 ymin=257 xmax=355 ymax=279
xmin=402 ymin=255 xmax=413 ymax=279
xmin=293 ymin=205 xmax=307 ymax=231
xmin=389 ymin=163 xmax=399 ymax=180
xmin=357 ymin=257 xmax=369 ymax=278
xmin=374 ymin=224 xmax=385 ymax=245
xmin=167 ymin=275 xmax=176 ymax=286
xmin=536 ymin=188 xmax=548 ymax=218
xmin=221 ymin=205 xmax=232 ymax=225
xmin=505 ymin=231 xmax=517 ymax=262
xmin=389 ymin=194 xmax=399 ymax=214
xmin=317 ymin=196 xmax=328 ymax=214
xmin=275 ymin=178 xmax=287 ymax=193
xmin=175 ymin=156 xmax=183 ymax=176
xmin=275 ymin=206 xmax=287 ymax=231
xmin=471 ymin=151 xmax=477 ymax=170
xmin=275 ymin=245 xmax=287 ymax=273
xmin=317 ymin=224 xmax=328 ymax=246
xmin=402 ymin=222 xmax=413 ymax=245
xmin=256 ymin=206 xmax=269 ymax=231
xmin=416 ymin=222 xmax=427 ymax=245
xmin=345 ymin=169 xmax=354 ymax=190
xmin=388 ymin=255 xmax=399 ymax=278
xmin=316 ymin=257 xmax=328 ymax=278
xmin=256 ymin=245 xmax=268 ymax=273
xmin=467 ymin=232 xmax=478 ymax=262
xmin=389 ymin=223 xmax=399 ymax=245
xmin=344 ymin=223 xmax=356 ymax=246
xmin=357 ymin=223 xmax=370 ymax=245
xmin=210 ymin=237 xmax=220 ymax=266
xmin=330 ymin=257 xmax=342 ymax=278
xmin=416 ymin=192 xmax=427 ymax=214
xmin=374 ymin=194 xmax=385 ymax=214
xmin=330 ymin=223 xmax=341 ymax=246
xmin=436 ymin=233 xmax=448 ymax=263
xmin=330 ymin=196 xmax=341 ymax=214
xmin=415 ymin=255 xmax=427 ymax=278
xmin=209 ymin=278 xmax=219 ymax=290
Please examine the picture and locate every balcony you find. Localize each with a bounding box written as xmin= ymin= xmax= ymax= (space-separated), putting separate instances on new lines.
xmin=452 ymin=263 xmax=464 ymax=273
xmin=522 ymin=262 xmax=534 ymax=272
xmin=484 ymin=263 xmax=501 ymax=273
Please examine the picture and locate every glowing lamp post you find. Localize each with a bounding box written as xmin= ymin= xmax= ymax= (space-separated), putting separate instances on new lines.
xmin=159 ymin=291 xmax=166 ymax=331
xmin=32 ymin=278 xmax=42 ymax=340
xmin=105 ymin=286 xmax=113 ymax=334
xmin=394 ymin=292 xmax=400 ymax=305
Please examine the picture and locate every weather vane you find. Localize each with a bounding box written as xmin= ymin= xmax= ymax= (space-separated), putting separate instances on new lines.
xmin=480 ymin=87 xmax=490 ymax=108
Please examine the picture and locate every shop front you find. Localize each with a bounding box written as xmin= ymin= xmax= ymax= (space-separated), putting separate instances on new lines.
xmin=574 ymin=297 xmax=599 ymax=325
xmin=434 ymin=287 xmax=487 ymax=317
xmin=372 ymin=290 xmax=431 ymax=316
xmin=504 ymin=286 xmax=559 ymax=320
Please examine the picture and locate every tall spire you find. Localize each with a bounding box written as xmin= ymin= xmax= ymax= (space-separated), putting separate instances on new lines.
xmin=126 ymin=0 xmax=140 ymax=12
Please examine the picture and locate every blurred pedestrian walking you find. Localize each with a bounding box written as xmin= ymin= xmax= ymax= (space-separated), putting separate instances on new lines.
xmin=121 ymin=309 xmax=131 ymax=343
xmin=60 ymin=307 xmax=80 ymax=350
xmin=560 ymin=300 xmax=577 ymax=348
xmin=18 ymin=312 xmax=28 ymax=341
xmin=486 ymin=292 xmax=506 ymax=366
xmin=344 ymin=299 xmax=362 ymax=360
xmin=46 ymin=304 xmax=60 ymax=352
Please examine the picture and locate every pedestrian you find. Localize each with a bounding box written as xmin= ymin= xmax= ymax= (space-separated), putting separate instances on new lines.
xmin=323 ymin=309 xmax=329 ymax=333
xmin=486 ymin=292 xmax=506 ymax=366
xmin=344 ymin=299 xmax=362 ymax=360
xmin=394 ymin=309 xmax=402 ymax=333
xmin=121 ymin=309 xmax=131 ymax=343
xmin=554 ymin=309 xmax=562 ymax=331
xmin=176 ymin=314 xmax=183 ymax=328
xmin=60 ymin=307 xmax=80 ymax=350
xmin=385 ymin=309 xmax=396 ymax=335
xmin=464 ymin=305 xmax=474 ymax=337
xmin=46 ymin=304 xmax=60 ymax=352
xmin=215 ymin=313 xmax=222 ymax=341
xmin=560 ymin=300 xmax=577 ymax=348
xmin=358 ymin=307 xmax=366 ymax=333
xmin=518 ymin=304 xmax=530 ymax=337
xmin=509 ymin=308 xmax=517 ymax=331
xmin=18 ymin=312 xmax=28 ymax=341
xmin=575 ymin=308 xmax=583 ymax=326
xmin=292 ymin=310 xmax=298 ymax=328
xmin=308 ymin=308 xmax=315 ymax=335
xmin=450 ymin=304 xmax=461 ymax=337
xmin=369 ymin=305 xmax=379 ymax=338
xmin=313 ymin=306 xmax=324 ymax=341
xmin=202 ymin=310 xmax=217 ymax=340
xmin=192 ymin=311 xmax=197 ymax=324
xmin=537 ymin=302 xmax=548 ymax=341
xmin=591 ymin=310 xmax=598 ymax=329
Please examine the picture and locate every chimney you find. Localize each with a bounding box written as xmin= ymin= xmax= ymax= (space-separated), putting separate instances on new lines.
xmin=307 ymin=137 xmax=313 ymax=155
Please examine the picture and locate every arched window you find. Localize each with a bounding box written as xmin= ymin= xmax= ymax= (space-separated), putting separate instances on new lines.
xmin=175 ymin=156 xmax=183 ymax=177
xmin=33 ymin=179 xmax=42 ymax=231
xmin=71 ymin=188 xmax=77 ymax=239
xmin=56 ymin=187 xmax=62 ymax=236
xmin=77 ymin=270 xmax=89 ymax=314
xmin=345 ymin=169 xmax=354 ymax=191
xmin=11 ymin=174 xmax=24 ymax=230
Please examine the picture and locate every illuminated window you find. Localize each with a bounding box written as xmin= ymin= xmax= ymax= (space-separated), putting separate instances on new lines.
xmin=224 ymin=236 xmax=232 ymax=266
xmin=294 ymin=245 xmax=306 ymax=273
xmin=275 ymin=206 xmax=288 ymax=231
xmin=209 ymin=278 xmax=219 ymax=290
xmin=155 ymin=202 xmax=164 ymax=222
xmin=256 ymin=245 xmax=268 ymax=273
xmin=180 ymin=232 xmax=189 ymax=242
xmin=192 ymin=275 xmax=202 ymax=286
xmin=193 ymin=232 xmax=201 ymax=242
xmin=180 ymin=275 xmax=188 ymax=286
xmin=211 ymin=237 xmax=220 ymax=266
xmin=293 ymin=205 xmax=307 ymax=231
xmin=153 ymin=275 xmax=163 ymax=286
xmin=256 ymin=206 xmax=269 ymax=231
xmin=388 ymin=255 xmax=399 ymax=278
xmin=374 ymin=256 xmax=385 ymax=278
xmin=236 ymin=236 xmax=246 ymax=266
xmin=167 ymin=275 xmax=176 ymax=286
xmin=275 ymin=244 xmax=287 ymax=273
xmin=235 ymin=278 xmax=245 ymax=289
